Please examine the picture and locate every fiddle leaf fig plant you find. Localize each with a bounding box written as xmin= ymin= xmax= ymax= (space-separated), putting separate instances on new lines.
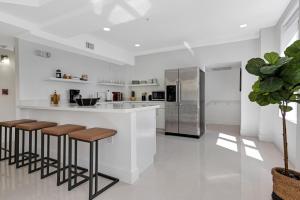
xmin=246 ymin=40 xmax=300 ymax=175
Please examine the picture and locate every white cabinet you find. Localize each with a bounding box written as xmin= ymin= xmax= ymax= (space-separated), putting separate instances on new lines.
xmin=131 ymin=101 xmax=165 ymax=130
xmin=156 ymin=108 xmax=165 ymax=130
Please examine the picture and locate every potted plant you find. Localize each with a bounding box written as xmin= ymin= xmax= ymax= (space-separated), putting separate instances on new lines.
xmin=246 ymin=40 xmax=300 ymax=200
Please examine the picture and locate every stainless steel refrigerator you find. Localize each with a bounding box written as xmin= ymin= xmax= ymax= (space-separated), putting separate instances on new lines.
xmin=165 ymin=67 xmax=205 ymax=138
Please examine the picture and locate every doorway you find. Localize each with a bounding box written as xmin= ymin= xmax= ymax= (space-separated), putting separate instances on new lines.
xmin=205 ymin=62 xmax=242 ymax=135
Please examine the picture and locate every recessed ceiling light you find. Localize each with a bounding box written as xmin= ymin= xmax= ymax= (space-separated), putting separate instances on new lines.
xmin=240 ymin=24 xmax=248 ymax=28
xmin=134 ymin=44 xmax=141 ymax=47
xmin=103 ymin=27 xmax=111 ymax=31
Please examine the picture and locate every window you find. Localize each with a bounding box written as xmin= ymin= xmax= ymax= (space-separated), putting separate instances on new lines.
xmin=279 ymin=9 xmax=299 ymax=124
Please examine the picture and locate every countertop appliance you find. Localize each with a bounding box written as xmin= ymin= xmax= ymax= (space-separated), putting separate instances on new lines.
xmin=152 ymin=91 xmax=165 ymax=101
xmin=69 ymin=89 xmax=80 ymax=104
xmin=165 ymin=67 xmax=205 ymax=138
xmin=112 ymin=92 xmax=123 ymax=101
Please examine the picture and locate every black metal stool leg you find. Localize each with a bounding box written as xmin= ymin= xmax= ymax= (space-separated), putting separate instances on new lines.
xmin=0 ymin=125 xmax=2 ymax=160
xmin=8 ymin=127 xmax=15 ymax=165
xmin=95 ymin=141 xmax=98 ymax=193
xmin=34 ymin=130 xmax=38 ymax=169
xmin=15 ymin=128 xmax=19 ymax=168
xmin=4 ymin=127 xmax=7 ymax=159
xmin=57 ymin=136 xmax=61 ymax=186
xmin=63 ymin=135 xmax=66 ymax=181
xmin=68 ymin=137 xmax=73 ymax=191
xmin=22 ymin=130 xmax=25 ymax=166
xmin=89 ymin=141 xmax=94 ymax=200
xmin=41 ymin=132 xmax=45 ymax=178
xmin=28 ymin=131 xmax=32 ymax=173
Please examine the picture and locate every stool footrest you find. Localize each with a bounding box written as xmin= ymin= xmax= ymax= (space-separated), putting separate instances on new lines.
xmin=68 ymin=170 xmax=119 ymax=198
xmin=16 ymin=152 xmax=39 ymax=168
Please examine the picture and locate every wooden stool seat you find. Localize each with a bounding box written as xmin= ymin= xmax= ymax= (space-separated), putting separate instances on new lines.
xmin=42 ymin=124 xmax=86 ymax=136
xmin=0 ymin=119 xmax=37 ymax=164
xmin=0 ymin=119 xmax=37 ymax=127
xmin=69 ymin=128 xmax=117 ymax=142
xmin=16 ymin=121 xmax=57 ymax=131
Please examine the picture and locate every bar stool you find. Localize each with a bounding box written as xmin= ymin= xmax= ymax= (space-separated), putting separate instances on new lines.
xmin=41 ymin=124 xmax=87 ymax=186
xmin=15 ymin=121 xmax=57 ymax=173
xmin=0 ymin=119 xmax=37 ymax=164
xmin=68 ymin=128 xmax=119 ymax=200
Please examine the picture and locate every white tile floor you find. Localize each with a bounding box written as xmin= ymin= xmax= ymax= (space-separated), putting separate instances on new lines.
xmin=0 ymin=125 xmax=285 ymax=200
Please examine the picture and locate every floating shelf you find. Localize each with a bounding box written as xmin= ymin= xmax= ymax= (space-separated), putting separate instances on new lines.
xmin=97 ymin=82 xmax=126 ymax=87
xmin=127 ymin=83 xmax=159 ymax=87
xmin=47 ymin=77 xmax=92 ymax=84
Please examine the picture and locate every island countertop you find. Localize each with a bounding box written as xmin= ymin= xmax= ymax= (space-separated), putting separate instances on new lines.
xmin=18 ymin=100 xmax=160 ymax=113
xmin=18 ymin=100 xmax=158 ymax=184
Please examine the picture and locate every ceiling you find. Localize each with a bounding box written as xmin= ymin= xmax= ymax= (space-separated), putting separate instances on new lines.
xmin=0 ymin=0 xmax=291 ymax=56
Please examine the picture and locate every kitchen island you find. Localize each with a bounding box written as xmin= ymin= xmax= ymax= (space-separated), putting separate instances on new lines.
xmin=18 ymin=101 xmax=160 ymax=184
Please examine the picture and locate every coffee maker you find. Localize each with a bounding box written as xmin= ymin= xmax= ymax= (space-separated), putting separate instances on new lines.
xmin=69 ymin=89 xmax=81 ymax=103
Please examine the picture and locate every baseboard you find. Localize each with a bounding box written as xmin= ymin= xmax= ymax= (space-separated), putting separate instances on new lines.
xmin=258 ymin=134 xmax=273 ymax=142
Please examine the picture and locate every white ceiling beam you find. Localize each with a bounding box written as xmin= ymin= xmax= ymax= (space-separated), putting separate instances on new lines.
xmin=0 ymin=0 xmax=54 ymax=7
xmin=39 ymin=5 xmax=91 ymax=29
xmin=0 ymin=11 xmax=135 ymax=65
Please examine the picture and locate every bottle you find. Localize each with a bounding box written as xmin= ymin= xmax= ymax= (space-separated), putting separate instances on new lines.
xmin=106 ymin=90 xmax=112 ymax=102
xmin=56 ymin=69 xmax=62 ymax=78
xmin=51 ymin=90 xmax=60 ymax=105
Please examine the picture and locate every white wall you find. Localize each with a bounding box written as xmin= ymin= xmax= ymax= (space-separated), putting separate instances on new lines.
xmin=16 ymin=39 xmax=129 ymax=103
xmin=0 ymin=48 xmax=16 ymax=120
xmin=129 ymin=39 xmax=260 ymax=136
xmin=205 ymin=67 xmax=241 ymax=125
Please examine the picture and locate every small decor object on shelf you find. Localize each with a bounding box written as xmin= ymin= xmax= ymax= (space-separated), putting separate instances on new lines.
xmin=142 ymin=92 xmax=147 ymax=101
xmin=50 ymin=90 xmax=60 ymax=105
xmin=246 ymin=40 xmax=300 ymax=200
xmin=56 ymin=69 xmax=62 ymax=78
xmin=2 ymin=89 xmax=8 ymax=95
xmin=129 ymin=91 xmax=136 ymax=101
xmin=131 ymin=80 xmax=140 ymax=85
xmin=81 ymin=74 xmax=88 ymax=81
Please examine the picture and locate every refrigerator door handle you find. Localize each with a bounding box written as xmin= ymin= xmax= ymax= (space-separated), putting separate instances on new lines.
xmin=178 ymin=81 xmax=182 ymax=105
xmin=176 ymin=80 xmax=179 ymax=104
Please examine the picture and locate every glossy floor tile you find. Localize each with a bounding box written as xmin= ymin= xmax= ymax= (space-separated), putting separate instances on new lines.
xmin=0 ymin=125 xmax=284 ymax=200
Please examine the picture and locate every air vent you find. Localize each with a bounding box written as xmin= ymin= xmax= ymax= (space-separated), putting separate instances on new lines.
xmin=211 ymin=67 xmax=232 ymax=71
xmin=86 ymin=42 xmax=95 ymax=50
xmin=35 ymin=50 xmax=51 ymax=58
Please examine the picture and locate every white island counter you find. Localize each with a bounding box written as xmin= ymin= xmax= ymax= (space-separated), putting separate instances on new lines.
xmin=18 ymin=101 xmax=159 ymax=184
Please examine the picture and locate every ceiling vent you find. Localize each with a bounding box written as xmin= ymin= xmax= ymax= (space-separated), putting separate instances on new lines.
xmin=86 ymin=42 xmax=95 ymax=50
xmin=211 ymin=66 xmax=232 ymax=71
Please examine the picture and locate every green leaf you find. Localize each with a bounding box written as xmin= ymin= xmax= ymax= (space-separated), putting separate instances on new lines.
xmin=285 ymin=40 xmax=300 ymax=63
xmin=260 ymin=57 xmax=293 ymax=75
xmin=277 ymin=57 xmax=293 ymax=66
xmin=270 ymin=92 xmax=284 ymax=102
xmin=260 ymin=77 xmax=284 ymax=92
xmin=260 ymin=65 xmax=281 ymax=75
xmin=292 ymin=85 xmax=300 ymax=92
xmin=246 ymin=58 xmax=266 ymax=76
xmin=249 ymin=91 xmax=258 ymax=102
xmin=279 ymin=105 xmax=293 ymax=112
xmin=256 ymin=94 xmax=270 ymax=106
xmin=252 ymin=80 xmax=260 ymax=92
xmin=264 ymin=52 xmax=279 ymax=64
xmin=280 ymin=64 xmax=300 ymax=84
xmin=279 ymin=89 xmax=291 ymax=100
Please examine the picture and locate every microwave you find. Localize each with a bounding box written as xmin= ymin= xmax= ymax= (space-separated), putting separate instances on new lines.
xmin=152 ymin=91 xmax=165 ymax=101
